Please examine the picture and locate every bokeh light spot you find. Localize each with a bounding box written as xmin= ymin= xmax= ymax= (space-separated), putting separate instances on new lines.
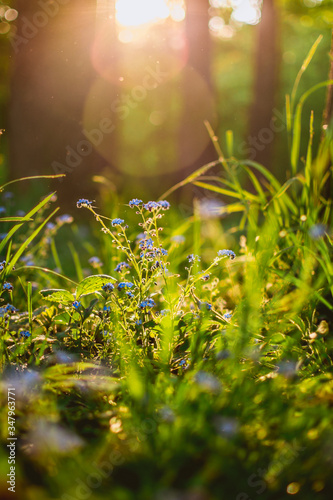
xmin=287 ymin=482 xmax=301 ymax=495
xmin=116 ymin=0 xmax=169 ymax=27
xmin=5 ymin=8 xmax=18 ymax=21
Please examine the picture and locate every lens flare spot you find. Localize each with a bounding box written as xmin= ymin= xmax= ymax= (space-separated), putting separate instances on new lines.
xmin=116 ymin=0 xmax=169 ymax=27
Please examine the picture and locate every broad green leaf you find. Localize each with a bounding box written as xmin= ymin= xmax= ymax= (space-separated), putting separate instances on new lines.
xmin=76 ymin=274 xmax=116 ymax=298
xmin=40 ymin=289 xmax=75 ymax=303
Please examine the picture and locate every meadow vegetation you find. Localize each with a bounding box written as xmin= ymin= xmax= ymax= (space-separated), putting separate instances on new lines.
xmin=0 ymin=43 xmax=333 ymax=500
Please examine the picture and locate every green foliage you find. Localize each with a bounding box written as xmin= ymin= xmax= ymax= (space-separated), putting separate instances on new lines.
xmin=0 ymin=48 xmax=333 ymax=500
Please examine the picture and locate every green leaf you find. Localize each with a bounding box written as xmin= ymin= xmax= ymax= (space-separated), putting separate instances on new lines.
xmin=83 ymin=298 xmax=100 ymax=321
xmin=40 ymin=289 xmax=75 ymax=303
xmin=76 ymin=274 xmax=116 ymax=298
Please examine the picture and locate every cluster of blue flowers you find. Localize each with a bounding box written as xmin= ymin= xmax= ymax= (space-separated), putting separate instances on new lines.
xmin=143 ymin=200 xmax=170 ymax=212
xmin=3 ymin=282 xmax=13 ymax=292
xmin=111 ymin=218 xmax=124 ymax=227
xmin=117 ymin=282 xmax=134 ymax=290
xmin=71 ymin=195 xmax=237 ymax=337
xmin=102 ymin=283 xmax=114 ymax=293
xmin=218 ymin=249 xmax=236 ymax=260
xmin=0 ymin=260 xmax=6 ymax=272
xmin=139 ymin=237 xmax=154 ymax=250
xmin=187 ymin=254 xmax=201 ymax=264
xmin=0 ymin=304 xmax=18 ymax=317
xmin=76 ymin=199 xmax=93 ymax=209
xmin=114 ymin=262 xmax=131 ymax=273
xmin=19 ymin=330 xmax=31 ymax=339
xmin=129 ymin=198 xmax=143 ymax=207
xmin=139 ymin=298 xmax=156 ymax=309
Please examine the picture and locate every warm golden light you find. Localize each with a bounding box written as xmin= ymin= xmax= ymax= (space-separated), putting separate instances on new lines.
xmin=116 ymin=0 xmax=170 ymax=27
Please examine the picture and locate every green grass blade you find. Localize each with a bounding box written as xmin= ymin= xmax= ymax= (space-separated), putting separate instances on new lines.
xmin=14 ymin=265 xmax=78 ymax=286
xmin=290 ymin=35 xmax=323 ymax=114
xmin=193 ymin=181 xmax=260 ymax=202
xmin=6 ymin=207 xmax=60 ymax=273
xmin=291 ymin=79 xmax=333 ymax=175
xmin=0 ymin=191 xmax=58 ymax=254
xmin=27 ymin=281 xmax=33 ymax=333
xmin=0 ymin=174 xmax=65 ymax=192
xmin=0 ymin=217 xmax=33 ymax=223
xmin=68 ymin=241 xmax=84 ymax=282
xmin=226 ymin=130 xmax=234 ymax=157
xmin=159 ymin=160 xmax=221 ymax=199
xmin=264 ymin=177 xmax=303 ymax=212
xmin=50 ymin=238 xmax=63 ymax=274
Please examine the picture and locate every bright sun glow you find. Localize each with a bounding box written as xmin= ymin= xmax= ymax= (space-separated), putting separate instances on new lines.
xmin=116 ymin=0 xmax=170 ymax=27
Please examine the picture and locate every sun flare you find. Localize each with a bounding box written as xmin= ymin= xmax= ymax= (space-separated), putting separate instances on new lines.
xmin=115 ymin=0 xmax=170 ymax=27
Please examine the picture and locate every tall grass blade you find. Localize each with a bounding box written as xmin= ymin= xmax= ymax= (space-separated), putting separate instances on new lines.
xmin=0 ymin=191 xmax=58 ymax=254
xmin=6 ymin=207 xmax=60 ymax=273
xmin=291 ymin=79 xmax=333 ymax=175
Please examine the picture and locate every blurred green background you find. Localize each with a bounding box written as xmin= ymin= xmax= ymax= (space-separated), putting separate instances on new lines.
xmin=0 ymin=0 xmax=332 ymax=207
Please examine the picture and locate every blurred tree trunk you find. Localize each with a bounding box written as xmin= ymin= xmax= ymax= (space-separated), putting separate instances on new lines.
xmin=184 ymin=0 xmax=212 ymax=88
xmin=248 ymin=0 xmax=280 ymax=169
xmin=176 ymin=0 xmax=217 ymax=194
xmin=9 ymin=0 xmax=108 ymax=206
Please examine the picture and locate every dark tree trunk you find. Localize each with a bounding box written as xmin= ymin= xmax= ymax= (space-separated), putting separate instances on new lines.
xmin=177 ymin=0 xmax=217 ymax=195
xmin=185 ymin=0 xmax=212 ymax=88
xmin=248 ymin=0 xmax=280 ymax=169
xmin=9 ymin=0 xmax=108 ymax=206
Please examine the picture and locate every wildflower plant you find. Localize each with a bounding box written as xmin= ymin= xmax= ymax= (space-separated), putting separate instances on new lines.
xmin=0 ymin=41 xmax=333 ymax=500
xmin=30 ymin=197 xmax=235 ymax=362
